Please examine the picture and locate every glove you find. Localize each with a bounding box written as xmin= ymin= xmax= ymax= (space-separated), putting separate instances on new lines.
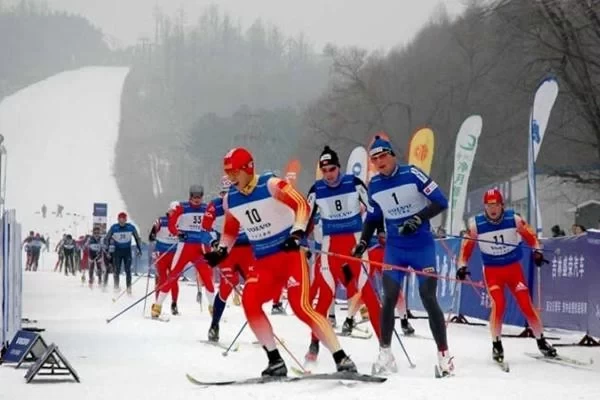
xmin=203 ymin=246 xmax=228 ymax=267
xmin=456 ymin=266 xmax=470 ymax=281
xmin=341 ymin=263 xmax=353 ymax=284
xmin=135 ymin=248 xmax=142 ymax=257
xmin=280 ymin=230 xmax=304 ymax=252
xmin=210 ymin=240 xmax=219 ymax=251
xmin=352 ymin=240 xmax=368 ymax=257
xmin=533 ymin=250 xmax=548 ymax=267
xmin=178 ymin=232 xmax=187 ymax=241
xmin=399 ymin=215 xmax=422 ymax=235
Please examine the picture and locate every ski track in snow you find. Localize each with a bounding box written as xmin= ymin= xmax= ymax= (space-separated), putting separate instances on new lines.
xmin=2 ymin=253 xmax=600 ymax=400
xmin=0 ymin=66 xmax=130 ymax=239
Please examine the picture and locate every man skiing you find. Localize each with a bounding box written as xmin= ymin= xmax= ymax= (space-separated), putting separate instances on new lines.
xmin=148 ymin=203 xmax=180 ymax=314
xmin=357 ymin=135 xmax=452 ymax=376
xmin=304 ymin=145 xmax=382 ymax=363
xmin=457 ymin=188 xmax=557 ymax=362
xmin=202 ymin=176 xmax=254 ymax=342
xmin=204 ymin=147 xmax=357 ymax=377
xmin=85 ymin=227 xmax=105 ymax=288
xmin=151 ymin=185 xmax=215 ymax=318
xmin=105 ymin=212 xmax=142 ymax=293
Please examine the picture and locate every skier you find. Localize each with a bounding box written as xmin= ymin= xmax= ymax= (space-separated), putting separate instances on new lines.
xmin=202 ymin=176 xmax=254 ymax=342
xmin=22 ymin=231 xmax=35 ymax=270
xmin=41 ymin=204 xmax=47 ymax=218
xmin=151 ymin=185 xmax=215 ymax=318
xmin=304 ymin=145 xmax=381 ymax=363
xmin=85 ymin=227 xmax=105 ymax=288
xmin=105 ymin=212 xmax=142 ymax=293
xmin=148 ymin=203 xmax=180 ymax=315
xmin=357 ymin=135 xmax=453 ymax=376
xmin=29 ymin=233 xmax=47 ymax=271
xmin=457 ymin=188 xmax=557 ymax=362
xmin=61 ymin=234 xmax=77 ymax=275
xmin=54 ymin=233 xmax=67 ymax=272
xmin=203 ymin=147 xmax=357 ymax=377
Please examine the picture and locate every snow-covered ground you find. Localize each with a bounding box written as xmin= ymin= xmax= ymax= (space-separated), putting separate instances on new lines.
xmin=2 ymin=251 xmax=599 ymax=400
xmin=0 ymin=67 xmax=130 ymax=240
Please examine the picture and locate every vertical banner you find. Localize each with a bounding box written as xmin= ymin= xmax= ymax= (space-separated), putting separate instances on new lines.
xmin=284 ymin=159 xmax=302 ymax=189
xmin=528 ymin=77 xmax=559 ymax=234
xmin=315 ymin=161 xmax=322 ymax=180
xmin=407 ymin=127 xmax=435 ymax=174
xmin=345 ymin=146 xmax=368 ymax=182
xmin=447 ymin=115 xmax=483 ymax=235
xmin=1 ymin=209 xmax=22 ymax=348
xmin=367 ymin=131 xmax=390 ymax=182
xmin=92 ymin=203 xmax=108 ymax=235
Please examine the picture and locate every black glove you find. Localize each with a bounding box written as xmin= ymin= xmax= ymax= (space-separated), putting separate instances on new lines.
xmin=352 ymin=240 xmax=368 ymax=257
xmin=456 ymin=266 xmax=470 ymax=281
xmin=203 ymin=246 xmax=228 ymax=267
xmin=210 ymin=240 xmax=219 ymax=251
xmin=280 ymin=230 xmax=304 ymax=252
xmin=177 ymin=231 xmax=187 ymax=241
xmin=399 ymin=215 xmax=422 ymax=235
xmin=533 ymin=250 xmax=549 ymax=267
xmin=342 ymin=263 xmax=353 ymax=284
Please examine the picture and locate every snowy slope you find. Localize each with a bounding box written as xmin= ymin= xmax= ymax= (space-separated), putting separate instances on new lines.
xmin=2 ymin=257 xmax=599 ymax=399
xmin=0 ymin=67 xmax=130 ymax=239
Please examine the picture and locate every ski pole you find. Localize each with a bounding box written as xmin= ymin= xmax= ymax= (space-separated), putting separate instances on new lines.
xmin=111 ymin=273 xmax=145 ymax=302
xmin=112 ymin=244 xmax=176 ymax=303
xmin=356 ymin=259 xmax=416 ymax=368
xmin=313 ymin=248 xmax=486 ymax=289
xmin=106 ymin=262 xmax=195 ymax=324
xmin=142 ymin=270 xmax=152 ymax=317
xmin=222 ymin=321 xmax=248 ymax=357
xmin=443 ymin=233 xmax=557 ymax=254
xmin=218 ymin=269 xmax=309 ymax=374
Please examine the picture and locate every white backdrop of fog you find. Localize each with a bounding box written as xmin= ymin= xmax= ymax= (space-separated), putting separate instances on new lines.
xmin=22 ymin=0 xmax=465 ymax=50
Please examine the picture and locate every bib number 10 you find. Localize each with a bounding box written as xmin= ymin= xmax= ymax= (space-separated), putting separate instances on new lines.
xmin=245 ymin=208 xmax=262 ymax=224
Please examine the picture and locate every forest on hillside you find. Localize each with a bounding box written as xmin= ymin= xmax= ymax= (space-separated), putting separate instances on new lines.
xmin=0 ymin=0 xmax=116 ymax=98
xmin=1 ymin=0 xmax=598 ymax=233
xmin=297 ymin=0 xmax=600 ymax=194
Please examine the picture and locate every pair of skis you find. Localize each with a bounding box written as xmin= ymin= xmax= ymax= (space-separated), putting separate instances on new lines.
xmin=186 ymin=371 xmax=386 ymax=386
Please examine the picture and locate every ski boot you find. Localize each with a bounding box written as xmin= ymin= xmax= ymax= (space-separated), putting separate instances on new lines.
xmin=271 ymin=302 xmax=286 ymax=315
xmin=371 ymin=346 xmax=398 ymax=375
xmin=328 ymin=314 xmax=337 ymax=328
xmin=151 ymin=304 xmax=162 ymax=319
xmin=400 ymin=318 xmax=415 ymax=336
xmin=436 ymin=350 xmax=455 ymax=377
xmin=305 ymin=339 xmax=319 ymax=363
xmin=537 ymin=336 xmax=557 ymax=358
xmin=262 ymin=349 xmax=288 ymax=377
xmin=171 ymin=302 xmax=179 ymax=316
xmin=492 ymin=340 xmax=504 ymax=362
xmin=341 ymin=317 xmax=355 ymax=336
xmin=208 ymin=324 xmax=219 ymax=342
xmin=334 ymin=351 xmax=357 ymax=373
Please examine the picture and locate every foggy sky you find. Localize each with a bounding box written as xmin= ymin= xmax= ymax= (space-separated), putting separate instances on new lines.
xmin=35 ymin=0 xmax=465 ymax=51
